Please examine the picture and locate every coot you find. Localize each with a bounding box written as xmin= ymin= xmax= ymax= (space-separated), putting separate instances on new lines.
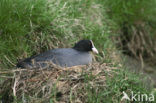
xmin=17 ymin=40 xmax=98 ymax=68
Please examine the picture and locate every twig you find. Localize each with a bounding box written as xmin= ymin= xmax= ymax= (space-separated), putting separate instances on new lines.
xmin=0 ymin=76 xmax=14 ymax=78
xmin=4 ymin=55 xmax=16 ymax=66
xmin=12 ymin=73 xmax=18 ymax=97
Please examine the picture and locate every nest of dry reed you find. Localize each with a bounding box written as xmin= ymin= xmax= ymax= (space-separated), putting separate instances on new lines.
xmin=0 ymin=62 xmax=117 ymax=103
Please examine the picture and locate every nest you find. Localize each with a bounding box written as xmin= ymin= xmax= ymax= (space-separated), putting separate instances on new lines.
xmin=0 ymin=62 xmax=117 ymax=103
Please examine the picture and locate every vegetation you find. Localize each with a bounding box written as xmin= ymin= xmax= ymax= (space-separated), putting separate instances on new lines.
xmin=0 ymin=0 xmax=52 ymax=68
xmin=0 ymin=0 xmax=156 ymax=102
xmin=102 ymin=0 xmax=156 ymax=66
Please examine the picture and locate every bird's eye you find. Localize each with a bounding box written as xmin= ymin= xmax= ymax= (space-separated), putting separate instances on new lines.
xmin=89 ymin=42 xmax=92 ymax=45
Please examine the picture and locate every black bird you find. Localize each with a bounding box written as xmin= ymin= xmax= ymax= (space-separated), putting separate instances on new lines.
xmin=17 ymin=40 xmax=98 ymax=68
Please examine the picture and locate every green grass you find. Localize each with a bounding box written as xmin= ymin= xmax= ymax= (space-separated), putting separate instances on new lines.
xmin=77 ymin=67 xmax=154 ymax=103
xmin=99 ymin=69 xmax=152 ymax=103
xmin=0 ymin=0 xmax=52 ymax=68
xmin=0 ymin=0 xmax=112 ymax=68
xmin=0 ymin=0 xmax=155 ymax=102
xmin=100 ymin=0 xmax=156 ymax=25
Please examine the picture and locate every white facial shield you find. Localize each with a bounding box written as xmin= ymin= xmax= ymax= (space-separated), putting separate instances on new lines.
xmin=90 ymin=40 xmax=99 ymax=54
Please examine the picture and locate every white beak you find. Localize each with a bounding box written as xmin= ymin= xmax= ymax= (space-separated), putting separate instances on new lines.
xmin=92 ymin=47 xmax=99 ymax=54
xmin=90 ymin=40 xmax=98 ymax=54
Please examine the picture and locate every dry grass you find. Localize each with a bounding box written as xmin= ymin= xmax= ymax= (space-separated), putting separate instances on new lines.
xmin=116 ymin=23 xmax=156 ymax=68
xmin=0 ymin=62 xmax=117 ymax=103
